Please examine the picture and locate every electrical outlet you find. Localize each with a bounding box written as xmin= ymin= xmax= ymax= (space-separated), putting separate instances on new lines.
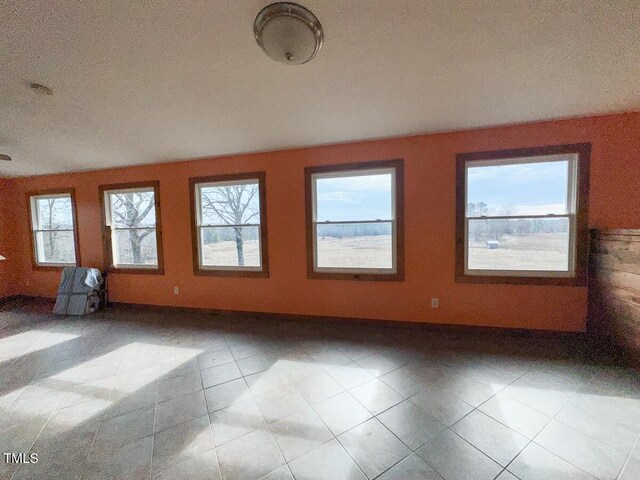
xmin=174 ymin=287 xmax=179 ymax=295
xmin=431 ymin=297 xmax=439 ymax=308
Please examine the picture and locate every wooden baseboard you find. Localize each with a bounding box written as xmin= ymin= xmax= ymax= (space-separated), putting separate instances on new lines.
xmin=0 ymin=294 xmax=55 ymax=308
xmin=109 ymin=300 xmax=586 ymax=341
xmin=0 ymin=294 xmax=30 ymax=306
xmin=0 ymin=296 xmax=12 ymax=307
xmin=0 ymin=294 xmax=586 ymax=341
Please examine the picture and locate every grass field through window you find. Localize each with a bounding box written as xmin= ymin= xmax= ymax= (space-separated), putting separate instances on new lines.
xmin=202 ymin=235 xmax=394 ymax=269
xmin=468 ymin=232 xmax=569 ymax=271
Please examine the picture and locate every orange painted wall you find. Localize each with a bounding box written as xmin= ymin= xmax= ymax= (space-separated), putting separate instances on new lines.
xmin=0 ymin=178 xmax=19 ymax=299
xmin=3 ymin=112 xmax=639 ymax=331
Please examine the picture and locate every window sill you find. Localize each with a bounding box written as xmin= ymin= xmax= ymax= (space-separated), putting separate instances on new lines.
xmin=193 ymin=268 xmax=269 ymax=278
xmin=32 ymin=264 xmax=77 ymax=272
xmin=107 ymin=266 xmax=164 ymax=275
xmin=455 ymin=274 xmax=585 ymax=287
xmin=308 ymin=271 xmax=404 ymax=282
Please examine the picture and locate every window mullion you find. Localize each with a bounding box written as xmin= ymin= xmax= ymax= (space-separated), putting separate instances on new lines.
xmin=465 ymin=217 xmax=470 ymax=272
xmin=200 ymin=223 xmax=261 ymax=228
xmin=466 ymin=214 xmax=571 ymax=221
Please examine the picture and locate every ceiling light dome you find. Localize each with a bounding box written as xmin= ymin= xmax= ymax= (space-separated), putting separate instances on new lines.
xmin=254 ymin=2 xmax=323 ymax=65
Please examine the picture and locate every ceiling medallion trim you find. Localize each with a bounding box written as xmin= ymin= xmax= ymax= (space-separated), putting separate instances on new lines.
xmin=254 ymin=2 xmax=324 ymax=65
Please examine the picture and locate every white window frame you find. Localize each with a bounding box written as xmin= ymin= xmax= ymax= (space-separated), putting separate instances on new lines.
xmin=103 ymin=186 xmax=159 ymax=269
xmin=194 ymin=178 xmax=264 ymax=272
xmin=464 ymin=153 xmax=579 ymax=278
xmin=311 ymin=167 xmax=397 ymax=275
xmin=29 ymin=192 xmax=77 ymax=267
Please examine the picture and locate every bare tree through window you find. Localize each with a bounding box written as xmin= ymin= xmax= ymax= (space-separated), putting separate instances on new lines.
xmin=42 ymin=197 xmax=71 ymax=260
xmin=104 ymin=188 xmax=158 ymax=266
xmin=200 ymin=183 xmax=259 ymax=266
xmin=31 ymin=194 xmax=76 ymax=264
xmin=111 ymin=192 xmax=154 ymax=263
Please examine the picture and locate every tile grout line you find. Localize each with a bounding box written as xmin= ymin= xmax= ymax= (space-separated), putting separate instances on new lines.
xmin=146 ymin=359 xmax=161 ymax=478
xmin=420 ymin=366 xmax=533 ymax=480
xmin=9 ymin=323 xmax=95 ymax=480
xmin=391 ymin=358 xmax=601 ymax=478
xmin=294 ymin=353 xmax=443 ymax=479
xmin=197 ymin=341 xmax=224 ymax=480
xmin=238 ymin=345 xmax=363 ymax=476
xmin=242 ymin=359 xmax=296 ymax=478
xmin=498 ymin=371 xmax=599 ymax=479
xmin=298 ymin=386 xmax=371 ymax=479
xmin=617 ymin=431 xmax=640 ymax=480
xmin=12 ymin=320 xmax=116 ymax=480
xmin=335 ymin=355 xmax=527 ymax=478
xmin=259 ymin=349 xmax=516 ymax=478
xmin=77 ymin=346 xmax=126 ymax=480
xmin=236 ymin=346 xmax=395 ymax=478
xmin=4 ymin=313 xmax=635 ymax=480
xmin=146 ymin=334 xmax=232 ymax=477
xmin=3 ymin=328 xmax=61 ymax=414
xmin=0 ymin=328 xmax=49 ymax=377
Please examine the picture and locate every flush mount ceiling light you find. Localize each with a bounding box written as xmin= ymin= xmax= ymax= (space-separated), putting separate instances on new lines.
xmin=254 ymin=2 xmax=323 ymax=65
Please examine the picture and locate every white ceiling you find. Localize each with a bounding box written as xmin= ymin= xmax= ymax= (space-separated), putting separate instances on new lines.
xmin=1 ymin=0 xmax=638 ymax=177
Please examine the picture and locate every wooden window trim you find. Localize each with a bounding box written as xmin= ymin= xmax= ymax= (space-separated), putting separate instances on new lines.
xmin=98 ymin=181 xmax=164 ymax=275
xmin=27 ymin=188 xmax=82 ymax=271
xmin=304 ymin=159 xmax=405 ymax=282
xmin=455 ymin=143 xmax=591 ymax=286
xmin=189 ymin=172 xmax=269 ymax=278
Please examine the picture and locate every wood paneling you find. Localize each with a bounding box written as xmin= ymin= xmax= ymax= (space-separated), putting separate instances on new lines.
xmin=588 ymin=229 xmax=640 ymax=368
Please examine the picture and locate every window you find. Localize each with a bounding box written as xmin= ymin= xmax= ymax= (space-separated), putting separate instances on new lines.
xmin=456 ymin=144 xmax=590 ymax=285
xmin=190 ymin=172 xmax=268 ymax=277
xmin=28 ymin=190 xmax=80 ymax=268
xmin=305 ymin=160 xmax=404 ymax=281
xmin=99 ymin=181 xmax=164 ymax=273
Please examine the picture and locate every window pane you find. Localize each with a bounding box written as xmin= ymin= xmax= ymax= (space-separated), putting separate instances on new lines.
xmin=467 ymin=160 xmax=569 ymax=217
xmin=35 ymin=230 xmax=76 ymax=264
xmin=467 ymin=218 xmax=570 ymax=271
xmin=200 ymin=226 xmax=260 ymax=267
xmin=315 ymin=172 xmax=393 ymax=222
xmin=199 ymin=182 xmax=260 ymax=225
xmin=109 ymin=191 xmax=156 ymax=227
xmin=113 ymin=229 xmax=158 ymax=266
xmin=316 ymin=222 xmax=392 ymax=269
xmin=36 ymin=196 xmax=73 ymax=229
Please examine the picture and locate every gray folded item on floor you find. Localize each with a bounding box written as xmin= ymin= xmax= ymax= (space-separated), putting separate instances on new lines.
xmin=53 ymin=267 xmax=103 ymax=315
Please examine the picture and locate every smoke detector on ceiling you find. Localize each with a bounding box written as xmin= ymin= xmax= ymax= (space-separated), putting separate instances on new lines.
xmin=254 ymin=2 xmax=323 ymax=65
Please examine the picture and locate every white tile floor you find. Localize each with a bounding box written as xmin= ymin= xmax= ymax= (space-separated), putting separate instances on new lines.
xmin=1 ymin=298 xmax=639 ymax=479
